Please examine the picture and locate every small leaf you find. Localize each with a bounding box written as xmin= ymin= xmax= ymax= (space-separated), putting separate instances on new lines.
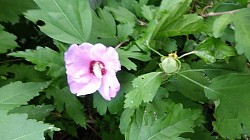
xmin=0 ymin=25 xmax=19 ymax=54
xmin=0 ymin=81 xmax=49 ymax=110
xmin=141 ymin=5 xmax=155 ymax=21
xmin=25 ymin=0 xmax=92 ymax=44
xmin=124 ymin=72 xmax=162 ymax=108
xmin=194 ymin=37 xmax=236 ymax=63
xmin=117 ymin=23 xmax=134 ymax=41
xmin=119 ymin=108 xmax=135 ymax=134
xmin=0 ymin=0 xmax=38 ymax=23
xmin=232 ymin=8 xmax=250 ymax=61
xmin=204 ymin=74 xmax=250 ymax=139
xmin=107 ymin=7 xmax=136 ymax=24
xmin=213 ymin=14 xmax=232 ymax=38
xmin=0 ymin=110 xmax=59 ymax=140
xmin=46 ymin=87 xmax=86 ymax=127
xmin=9 ymin=104 xmax=55 ymax=121
xmin=8 ymin=46 xmax=65 ymax=77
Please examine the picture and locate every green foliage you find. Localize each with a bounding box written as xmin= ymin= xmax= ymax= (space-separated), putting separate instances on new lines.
xmin=1 ymin=0 xmax=250 ymax=139
xmin=46 ymin=87 xmax=86 ymax=127
xmin=232 ymin=8 xmax=250 ymax=61
xmin=9 ymin=104 xmax=55 ymax=121
xmin=0 ymin=25 xmax=19 ymax=54
xmin=0 ymin=0 xmax=37 ymax=23
xmin=124 ymin=72 xmax=162 ymax=108
xmin=0 ymin=110 xmax=58 ymax=140
xmin=0 ymin=81 xmax=49 ymax=110
xmin=205 ymin=74 xmax=250 ymax=139
xmin=8 ymin=46 xmax=65 ymax=77
xmin=25 ymin=0 xmax=92 ymax=44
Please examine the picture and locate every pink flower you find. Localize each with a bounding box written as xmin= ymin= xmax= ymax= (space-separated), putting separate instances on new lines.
xmin=64 ymin=43 xmax=121 ymax=100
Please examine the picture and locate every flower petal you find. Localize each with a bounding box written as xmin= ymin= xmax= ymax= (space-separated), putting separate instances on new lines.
xmin=68 ymin=75 xmax=102 ymax=96
xmin=98 ymin=70 xmax=120 ymax=100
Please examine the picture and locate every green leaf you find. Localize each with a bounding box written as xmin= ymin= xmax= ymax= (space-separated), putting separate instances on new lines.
xmin=91 ymin=8 xmax=116 ymax=39
xmin=46 ymin=87 xmax=86 ymax=127
xmin=0 ymin=0 xmax=38 ymax=23
xmin=8 ymin=46 xmax=65 ymax=77
xmin=25 ymin=0 xmax=92 ymax=44
xmin=0 ymin=110 xmax=58 ymax=140
xmin=119 ymin=108 xmax=135 ymax=134
xmin=204 ymin=74 xmax=250 ymax=139
xmin=124 ymin=72 xmax=162 ymax=108
xmin=232 ymin=8 xmax=250 ymax=61
xmin=117 ymin=23 xmax=134 ymax=41
xmin=9 ymin=104 xmax=55 ymax=121
xmin=0 ymin=25 xmax=19 ymax=54
xmin=117 ymin=48 xmax=151 ymax=70
xmin=169 ymin=64 xmax=209 ymax=102
xmin=93 ymin=92 xmax=125 ymax=115
xmin=0 ymin=81 xmax=49 ymax=110
xmin=126 ymin=101 xmax=202 ymax=140
xmin=213 ymin=14 xmax=232 ymax=38
xmin=107 ymin=7 xmax=136 ymax=24
xmin=157 ymin=14 xmax=205 ymax=37
xmin=141 ymin=5 xmax=155 ymax=21
xmin=194 ymin=37 xmax=236 ymax=63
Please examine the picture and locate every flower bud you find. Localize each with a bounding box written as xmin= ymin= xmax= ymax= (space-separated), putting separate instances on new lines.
xmin=159 ymin=54 xmax=181 ymax=74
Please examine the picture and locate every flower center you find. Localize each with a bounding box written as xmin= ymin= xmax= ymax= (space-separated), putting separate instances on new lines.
xmin=89 ymin=61 xmax=106 ymax=78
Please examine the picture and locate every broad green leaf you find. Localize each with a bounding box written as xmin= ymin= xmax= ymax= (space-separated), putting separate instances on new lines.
xmin=0 ymin=81 xmax=49 ymax=110
xmin=0 ymin=25 xmax=19 ymax=54
xmin=232 ymin=8 xmax=250 ymax=61
xmin=8 ymin=46 xmax=65 ymax=77
xmin=169 ymin=64 xmax=209 ymax=102
xmin=25 ymin=0 xmax=92 ymax=44
xmin=194 ymin=37 xmax=236 ymax=63
xmin=9 ymin=104 xmax=55 ymax=121
xmin=0 ymin=0 xmax=38 ymax=23
xmin=46 ymin=87 xmax=86 ymax=127
xmin=213 ymin=14 xmax=232 ymax=38
xmin=0 ymin=110 xmax=59 ymax=140
xmin=204 ymin=74 xmax=250 ymax=139
xmin=124 ymin=72 xmax=162 ymax=108
xmin=141 ymin=5 xmax=155 ymax=21
xmin=157 ymin=14 xmax=205 ymax=37
xmin=91 ymin=8 xmax=116 ymax=39
xmin=107 ymin=7 xmax=136 ymax=24
xmin=126 ymin=101 xmax=202 ymax=140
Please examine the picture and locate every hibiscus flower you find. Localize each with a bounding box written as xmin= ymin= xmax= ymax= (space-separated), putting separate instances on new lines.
xmin=64 ymin=43 xmax=121 ymax=100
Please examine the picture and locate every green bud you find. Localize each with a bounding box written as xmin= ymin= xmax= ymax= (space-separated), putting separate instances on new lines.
xmin=159 ymin=56 xmax=181 ymax=74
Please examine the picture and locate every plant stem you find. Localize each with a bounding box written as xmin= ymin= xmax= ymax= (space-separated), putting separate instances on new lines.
xmin=202 ymin=9 xmax=240 ymax=17
xmin=178 ymin=51 xmax=196 ymax=59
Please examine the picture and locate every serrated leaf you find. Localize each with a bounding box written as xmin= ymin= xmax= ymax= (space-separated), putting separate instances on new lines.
xmin=157 ymin=14 xmax=205 ymax=37
xmin=46 ymin=87 xmax=86 ymax=127
xmin=117 ymin=48 xmax=151 ymax=70
xmin=124 ymin=72 xmax=162 ymax=108
xmin=9 ymin=104 xmax=55 ymax=121
xmin=204 ymin=74 xmax=250 ymax=139
xmin=91 ymin=8 xmax=116 ymax=39
xmin=0 ymin=110 xmax=58 ymax=140
xmin=0 ymin=81 xmax=49 ymax=110
xmin=107 ymin=7 xmax=136 ymax=24
xmin=0 ymin=0 xmax=38 ymax=23
xmin=213 ymin=14 xmax=232 ymax=38
xmin=0 ymin=25 xmax=19 ymax=53
xmin=169 ymin=64 xmax=209 ymax=102
xmin=232 ymin=8 xmax=250 ymax=61
xmin=126 ymin=101 xmax=202 ymax=140
xmin=25 ymin=0 xmax=92 ymax=44
xmin=194 ymin=37 xmax=236 ymax=63
xmin=117 ymin=23 xmax=134 ymax=41
xmin=8 ymin=46 xmax=65 ymax=77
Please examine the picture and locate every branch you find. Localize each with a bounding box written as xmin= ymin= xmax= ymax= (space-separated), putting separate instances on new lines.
xmin=201 ymin=9 xmax=240 ymax=17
